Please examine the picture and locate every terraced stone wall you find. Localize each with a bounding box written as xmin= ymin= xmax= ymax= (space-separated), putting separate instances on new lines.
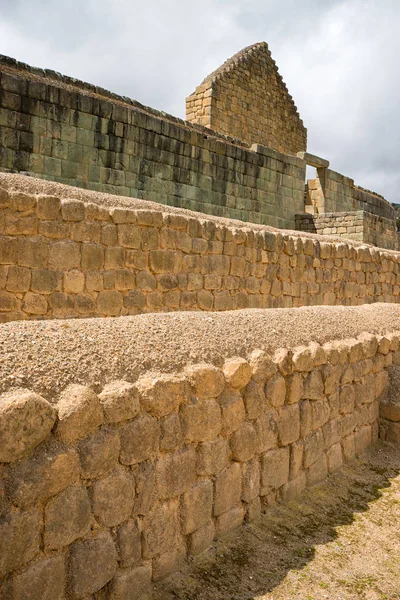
xmin=1 ymin=185 xmax=400 ymax=322
xmin=0 ymin=331 xmax=396 ymax=598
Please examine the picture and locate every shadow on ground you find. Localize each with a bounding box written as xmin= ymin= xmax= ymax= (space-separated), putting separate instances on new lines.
xmin=154 ymin=442 xmax=400 ymax=600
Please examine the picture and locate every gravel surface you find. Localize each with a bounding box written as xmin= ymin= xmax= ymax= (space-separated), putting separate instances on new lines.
xmin=0 ymin=172 xmax=391 ymax=249
xmin=1 ymin=303 xmax=400 ymax=400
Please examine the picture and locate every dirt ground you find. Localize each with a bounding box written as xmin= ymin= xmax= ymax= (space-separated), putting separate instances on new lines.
xmin=154 ymin=441 xmax=400 ymax=600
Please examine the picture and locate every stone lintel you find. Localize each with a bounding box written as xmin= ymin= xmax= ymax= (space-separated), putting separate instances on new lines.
xmin=297 ymin=152 xmax=329 ymax=169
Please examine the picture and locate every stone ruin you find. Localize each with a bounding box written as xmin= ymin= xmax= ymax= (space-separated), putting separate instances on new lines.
xmin=1 ymin=43 xmax=400 ymax=599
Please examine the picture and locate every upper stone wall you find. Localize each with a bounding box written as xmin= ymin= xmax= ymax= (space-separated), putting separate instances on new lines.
xmin=186 ymin=43 xmax=307 ymax=156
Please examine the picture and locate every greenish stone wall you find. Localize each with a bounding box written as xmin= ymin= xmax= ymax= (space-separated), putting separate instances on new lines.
xmin=0 ymin=56 xmax=306 ymax=230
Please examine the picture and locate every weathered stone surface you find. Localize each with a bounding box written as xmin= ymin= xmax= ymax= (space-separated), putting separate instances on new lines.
xmin=214 ymin=463 xmax=242 ymax=516
xmin=136 ymin=373 xmax=188 ymax=417
xmin=99 ymin=380 xmax=140 ymax=423
xmin=120 ymin=414 xmax=160 ymax=465
xmin=219 ymin=388 xmax=246 ymax=435
xmin=230 ymin=422 xmax=257 ymax=462
xmin=182 ymin=480 xmax=213 ymax=534
xmin=339 ymin=385 xmax=355 ymax=415
xmin=375 ymin=370 xmax=389 ymax=398
xmin=265 ymin=374 xmax=286 ymax=408
xmin=243 ymin=380 xmax=265 ymax=419
xmin=322 ymin=417 xmax=342 ymax=449
xmin=303 ymin=370 xmax=324 ymax=400
xmin=116 ymin=519 xmax=142 ymax=567
xmin=278 ymin=404 xmax=300 ymax=446
xmin=44 ymin=485 xmax=91 ymax=550
xmin=142 ymin=500 xmax=180 ymax=558
xmin=156 ymin=446 xmax=197 ymax=500
xmin=286 ymin=373 xmax=304 ymax=404
xmin=91 ymin=468 xmax=135 ymax=527
xmin=260 ymin=447 xmax=290 ymax=494
xmin=304 ymin=430 xmax=324 ymax=468
xmin=55 ymin=384 xmax=103 ymax=443
xmin=12 ymin=554 xmax=65 ymax=600
xmin=327 ymin=442 xmax=343 ymax=473
xmin=342 ymin=433 xmax=356 ymax=462
xmin=248 ymin=349 xmax=277 ymax=383
xmin=185 ymin=363 xmax=225 ymax=398
xmin=289 ymin=439 xmax=304 ymax=480
xmin=255 ymin=409 xmax=278 ymax=453
xmin=107 ymin=565 xmax=152 ymax=600
xmin=189 ymin=522 xmax=215 ymax=555
xmin=0 ymin=508 xmax=41 ymax=578
xmin=0 ymin=390 xmax=56 ymax=462
xmin=307 ymin=454 xmax=328 ymax=486
xmin=312 ymin=399 xmax=330 ymax=430
xmin=380 ymin=401 xmax=400 ymax=422
xmin=69 ymin=531 xmax=118 ymax=598
xmin=216 ymin=504 xmax=245 ymax=536
xmin=280 ymin=472 xmax=306 ymax=502
xmin=152 ymin=538 xmax=187 ymax=581
xmin=223 ymin=357 xmax=252 ymax=389
xmin=242 ymin=458 xmax=260 ymax=503
xmin=160 ymin=413 xmax=183 ymax=451
xmin=196 ymin=438 xmax=230 ymax=476
xmin=182 ymin=397 xmax=221 ymax=442
xmin=355 ymin=425 xmax=372 ymax=455
xmin=299 ymin=400 xmax=312 ymax=438
xmin=78 ymin=427 xmax=120 ymax=479
xmin=7 ymin=440 xmax=79 ymax=508
xmin=133 ymin=461 xmax=156 ymax=516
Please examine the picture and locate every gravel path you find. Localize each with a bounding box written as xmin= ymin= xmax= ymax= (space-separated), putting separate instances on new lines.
xmin=1 ymin=303 xmax=400 ymax=400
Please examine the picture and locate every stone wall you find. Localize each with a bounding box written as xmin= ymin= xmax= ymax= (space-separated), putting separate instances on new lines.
xmin=296 ymin=211 xmax=399 ymax=251
xmin=0 ymin=330 xmax=396 ymax=598
xmin=0 ymin=55 xmax=305 ymax=230
xmin=2 ymin=182 xmax=400 ymax=322
xmin=186 ymin=42 xmax=307 ymax=156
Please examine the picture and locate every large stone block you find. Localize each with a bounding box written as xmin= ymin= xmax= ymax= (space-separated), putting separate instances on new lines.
xmin=278 ymin=404 xmax=300 ymax=446
xmin=312 ymin=399 xmax=330 ymax=430
xmin=136 ymin=373 xmax=189 ymax=418
xmin=116 ymin=519 xmax=142 ymax=567
xmin=265 ymin=373 xmax=286 ymax=408
xmin=223 ymin=357 xmax=252 ymax=389
xmin=55 ymin=384 xmax=103 ymax=443
xmin=260 ymin=447 xmax=290 ymax=494
xmin=68 ymin=531 xmax=118 ymax=598
xmin=182 ymin=397 xmax=222 ymax=442
xmin=155 ymin=446 xmax=197 ymax=500
xmin=248 ymin=349 xmax=278 ymax=383
xmin=0 ymin=390 xmax=56 ymax=462
xmin=196 ymin=438 xmax=230 ymax=476
xmin=303 ymin=370 xmax=324 ymax=400
xmin=219 ymin=388 xmax=246 ymax=435
xmin=242 ymin=457 xmax=260 ymax=503
xmin=189 ymin=522 xmax=215 ymax=556
xmin=107 ymin=565 xmax=152 ymax=600
xmin=7 ymin=439 xmax=79 ymax=509
xmin=185 ymin=363 xmax=225 ymax=398
xmin=142 ymin=500 xmax=180 ymax=558
xmin=99 ymin=380 xmax=140 ymax=423
xmin=339 ymin=385 xmax=355 ymax=415
xmin=78 ymin=427 xmax=120 ymax=479
xmin=0 ymin=508 xmax=41 ymax=578
xmin=44 ymin=485 xmax=91 ymax=550
xmin=182 ymin=480 xmax=213 ymax=534
xmin=243 ymin=380 xmax=265 ymax=419
xmin=12 ymin=554 xmax=65 ymax=600
xmin=304 ymin=430 xmax=324 ymax=468
xmin=48 ymin=240 xmax=80 ymax=270
xmin=91 ymin=468 xmax=135 ymax=527
xmin=214 ymin=463 xmax=242 ymax=516
xmin=255 ymin=409 xmax=278 ymax=453
xmin=120 ymin=414 xmax=160 ymax=465
xmin=160 ymin=413 xmax=183 ymax=451
xmin=230 ymin=422 xmax=257 ymax=462
xmin=216 ymin=504 xmax=245 ymax=537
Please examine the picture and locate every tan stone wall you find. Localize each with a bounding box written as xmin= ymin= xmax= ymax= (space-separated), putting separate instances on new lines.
xmin=296 ymin=210 xmax=399 ymax=251
xmin=186 ymin=43 xmax=307 ymax=156
xmin=1 ymin=185 xmax=400 ymax=323
xmin=0 ymin=330 xmax=395 ymax=598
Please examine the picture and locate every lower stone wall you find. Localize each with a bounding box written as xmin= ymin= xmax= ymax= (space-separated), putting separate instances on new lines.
xmin=296 ymin=210 xmax=399 ymax=251
xmin=0 ymin=330 xmax=397 ymax=599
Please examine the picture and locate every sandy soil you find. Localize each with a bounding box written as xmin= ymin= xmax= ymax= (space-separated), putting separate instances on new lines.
xmin=0 ymin=172 xmax=394 ymax=251
xmin=154 ymin=441 xmax=400 ymax=600
xmin=1 ymin=304 xmax=400 ymax=400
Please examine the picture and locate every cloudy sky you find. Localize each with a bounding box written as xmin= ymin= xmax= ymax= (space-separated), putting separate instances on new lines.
xmin=0 ymin=0 xmax=399 ymax=203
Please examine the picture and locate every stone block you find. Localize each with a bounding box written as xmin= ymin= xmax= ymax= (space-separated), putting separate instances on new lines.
xmin=375 ymin=370 xmax=389 ymax=398
xmin=99 ymin=380 xmax=140 ymax=423
xmin=22 ymin=291 xmax=48 ymax=315
xmin=36 ymin=195 xmax=61 ymax=220
xmin=81 ymin=243 xmax=104 ymax=270
xmin=136 ymin=373 xmax=189 ymax=418
xmin=327 ymin=442 xmax=343 ymax=473
xmin=185 ymin=363 xmax=225 ymax=398
xmin=92 ymin=468 xmax=135 ymax=527
xmin=219 ymin=388 xmax=246 ymax=435
xmin=280 ymin=472 xmax=306 ymax=502
xmin=68 ymin=531 xmax=118 ymax=598
xmin=31 ymin=269 xmax=60 ymax=293
xmin=243 ymin=380 xmax=265 ymax=419
xmin=6 ymin=265 xmax=31 ymax=292
xmin=265 ymin=373 xmax=286 ymax=408
xmin=216 ymin=504 xmax=245 ymax=537
xmin=189 ymin=522 xmax=215 ymax=556
xmin=156 ymin=446 xmax=197 ymax=500
xmin=160 ymin=413 xmax=183 ymax=451
xmin=7 ymin=440 xmax=79 ymax=509
xmin=355 ymin=425 xmax=372 ymax=455
xmin=117 ymin=225 xmax=142 ymax=249
xmin=242 ymin=457 xmax=260 ymax=502
xmin=322 ymin=417 xmax=341 ymax=449
xmin=12 ymin=554 xmax=65 ymax=600
xmin=0 ymin=508 xmax=41 ymax=578
xmin=116 ymin=519 xmax=142 ymax=567
xmin=278 ymin=404 xmax=300 ymax=446
xmin=97 ymin=290 xmax=123 ymax=315
xmin=142 ymin=500 xmax=180 ymax=558
xmin=231 ymin=422 xmax=257 ymax=462
xmin=312 ymin=399 xmax=330 ymax=430
xmin=223 ymin=357 xmax=252 ymax=389
xmin=255 ymin=409 xmax=278 ymax=453
xmin=289 ymin=439 xmax=304 ymax=480
xmin=182 ymin=397 xmax=222 ymax=442
xmin=63 ymin=270 xmax=85 ymax=293
xmin=78 ymin=427 xmax=120 ymax=479
xmin=0 ymin=390 xmax=56 ymax=462
xmin=61 ymin=199 xmax=85 ymax=221
xmin=0 ymin=236 xmax=18 ymax=264
xmin=214 ymin=463 xmax=242 ymax=516
xmin=182 ymin=480 xmax=213 ymax=534
xmin=152 ymin=538 xmax=187 ymax=581
xmin=44 ymin=485 xmax=91 ymax=550
xmin=286 ymin=373 xmax=304 ymax=404
xmin=120 ymin=414 xmax=160 ymax=465
xmin=48 ymin=240 xmax=80 ymax=270
xmin=304 ymin=370 xmax=324 ymax=400
xmin=339 ymin=385 xmax=355 ymax=415
xmin=107 ymin=565 xmax=152 ymax=600
xmin=55 ymin=384 xmax=103 ymax=443
xmin=380 ymin=401 xmax=400 ymax=422
xmin=196 ymin=438 xmax=230 ymax=476
xmin=304 ymin=430 xmax=324 ymax=468
xmin=307 ymin=454 xmax=328 ymax=486
xmin=299 ymin=400 xmax=312 ymax=438
xmin=260 ymin=447 xmax=290 ymax=494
